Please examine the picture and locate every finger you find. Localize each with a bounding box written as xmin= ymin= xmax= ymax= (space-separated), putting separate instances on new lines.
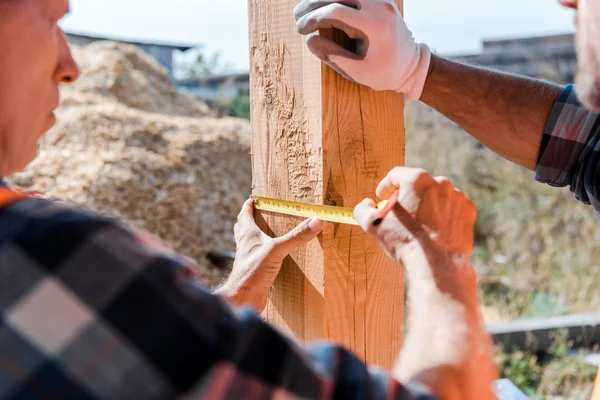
xmin=376 ymin=167 xmax=435 ymax=199
xmin=355 ymin=198 xmax=423 ymax=260
xmin=434 ymin=176 xmax=454 ymax=193
xmin=237 ymin=198 xmax=256 ymax=227
xmin=273 ymin=217 xmax=323 ymax=256
xmin=294 ymin=0 xmax=360 ymax=22
xmin=429 ymin=176 xmax=454 ymax=223
xmin=388 ymin=198 xmax=426 ymax=235
xmin=462 ymin=196 xmax=478 ymax=227
xmin=376 ymin=167 xmax=404 ymax=199
xmin=306 ymin=34 xmax=363 ymax=81
xmin=294 ymin=1 xmax=360 ymax=35
xmin=296 ymin=2 xmax=365 ymax=36
xmin=353 ymin=198 xmax=379 ymax=232
xmin=234 ymin=222 xmax=240 ymax=243
xmin=328 ymin=52 xmax=376 ymax=84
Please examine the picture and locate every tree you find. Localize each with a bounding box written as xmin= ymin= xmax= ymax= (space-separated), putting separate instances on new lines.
xmin=174 ymin=46 xmax=228 ymax=80
xmin=225 ymin=86 xmax=250 ymax=120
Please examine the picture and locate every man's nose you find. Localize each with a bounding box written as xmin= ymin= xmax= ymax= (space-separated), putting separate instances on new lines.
xmin=558 ymin=0 xmax=578 ymax=10
xmin=54 ymin=30 xmax=80 ymax=84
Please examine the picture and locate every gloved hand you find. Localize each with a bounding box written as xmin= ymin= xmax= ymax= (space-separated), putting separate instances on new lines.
xmin=294 ymin=0 xmax=431 ymax=100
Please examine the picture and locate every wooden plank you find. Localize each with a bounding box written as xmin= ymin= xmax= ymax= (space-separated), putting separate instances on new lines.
xmin=489 ymin=313 xmax=600 ymax=353
xmin=249 ymin=0 xmax=405 ymax=369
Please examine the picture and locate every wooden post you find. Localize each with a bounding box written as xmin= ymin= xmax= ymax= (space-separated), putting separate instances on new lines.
xmin=249 ymin=0 xmax=405 ymax=369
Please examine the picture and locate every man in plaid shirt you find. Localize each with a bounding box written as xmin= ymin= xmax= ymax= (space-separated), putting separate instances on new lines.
xmin=0 ymin=0 xmax=500 ymax=399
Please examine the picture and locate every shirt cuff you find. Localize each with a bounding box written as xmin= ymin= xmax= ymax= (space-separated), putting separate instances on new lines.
xmin=536 ymin=84 xmax=599 ymax=187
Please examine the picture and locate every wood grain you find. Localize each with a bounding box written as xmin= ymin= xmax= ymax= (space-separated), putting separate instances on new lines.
xmin=249 ymin=0 xmax=405 ymax=369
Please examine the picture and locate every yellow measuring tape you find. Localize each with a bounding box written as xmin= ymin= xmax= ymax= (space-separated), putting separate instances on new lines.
xmin=252 ymin=196 xmax=359 ymax=225
xmin=251 ymin=196 xmax=392 ymax=226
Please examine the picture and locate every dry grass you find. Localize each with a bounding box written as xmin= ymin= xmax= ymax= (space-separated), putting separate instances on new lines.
xmin=405 ymin=101 xmax=600 ymax=323
xmin=405 ymin=100 xmax=600 ymax=398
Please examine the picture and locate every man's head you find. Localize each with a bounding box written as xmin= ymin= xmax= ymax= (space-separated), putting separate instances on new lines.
xmin=0 ymin=0 xmax=78 ymax=177
xmin=559 ymin=0 xmax=600 ymax=111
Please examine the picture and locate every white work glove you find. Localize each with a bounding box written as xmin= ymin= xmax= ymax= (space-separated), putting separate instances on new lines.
xmin=294 ymin=0 xmax=431 ymax=100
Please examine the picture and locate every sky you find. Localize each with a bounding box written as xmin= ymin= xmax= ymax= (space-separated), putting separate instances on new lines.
xmin=60 ymin=0 xmax=576 ymax=73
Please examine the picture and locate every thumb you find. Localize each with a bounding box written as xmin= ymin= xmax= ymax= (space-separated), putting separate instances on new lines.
xmin=273 ymin=217 xmax=323 ymax=257
xmin=353 ymin=198 xmax=379 ymax=233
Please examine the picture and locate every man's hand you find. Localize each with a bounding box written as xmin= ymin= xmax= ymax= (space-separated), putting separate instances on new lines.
xmin=215 ymin=199 xmax=323 ymax=312
xmin=354 ymin=167 xmax=476 ymax=263
xmin=355 ymin=168 xmax=496 ymax=400
xmin=294 ymin=0 xmax=431 ymax=100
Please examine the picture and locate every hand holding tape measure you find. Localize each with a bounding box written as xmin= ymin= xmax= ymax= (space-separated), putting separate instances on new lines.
xmin=251 ymin=190 xmax=399 ymax=227
xmin=252 ymin=167 xmax=477 ymax=261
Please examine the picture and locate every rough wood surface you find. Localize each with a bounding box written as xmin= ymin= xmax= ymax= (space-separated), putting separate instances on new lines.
xmin=249 ymin=0 xmax=405 ymax=369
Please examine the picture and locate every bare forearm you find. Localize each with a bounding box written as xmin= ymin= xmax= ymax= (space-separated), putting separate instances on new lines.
xmin=420 ymin=55 xmax=562 ymax=170
xmin=394 ymin=246 xmax=496 ymax=400
xmin=213 ymin=276 xmax=267 ymax=312
xmin=395 ymin=247 xmax=478 ymax=373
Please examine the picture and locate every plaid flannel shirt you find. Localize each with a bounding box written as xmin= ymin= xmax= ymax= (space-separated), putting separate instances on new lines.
xmin=537 ymin=84 xmax=600 ymax=212
xmin=0 ymin=192 xmax=436 ymax=400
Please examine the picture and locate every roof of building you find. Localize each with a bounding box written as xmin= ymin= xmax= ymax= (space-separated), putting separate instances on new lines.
xmin=176 ymin=73 xmax=250 ymax=86
xmin=447 ymin=32 xmax=575 ymax=60
xmin=482 ymin=33 xmax=575 ymax=50
xmin=64 ymin=30 xmax=199 ymax=52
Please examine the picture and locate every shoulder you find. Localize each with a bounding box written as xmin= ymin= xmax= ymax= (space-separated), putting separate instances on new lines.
xmin=0 ymin=194 xmax=194 ymax=273
xmin=0 ymin=195 xmax=112 ymax=243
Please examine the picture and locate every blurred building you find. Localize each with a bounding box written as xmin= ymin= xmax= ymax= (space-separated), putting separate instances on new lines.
xmin=451 ymin=33 xmax=576 ymax=83
xmin=66 ymin=32 xmax=576 ymax=102
xmin=176 ymin=73 xmax=250 ymax=102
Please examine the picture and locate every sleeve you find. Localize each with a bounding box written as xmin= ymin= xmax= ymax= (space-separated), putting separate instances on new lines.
xmin=536 ymin=84 xmax=600 ymax=212
xmin=0 ymin=199 xmax=437 ymax=400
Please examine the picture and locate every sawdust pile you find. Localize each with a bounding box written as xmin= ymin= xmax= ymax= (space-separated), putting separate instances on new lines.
xmin=9 ymin=41 xmax=251 ymax=286
xmin=61 ymin=42 xmax=215 ymax=118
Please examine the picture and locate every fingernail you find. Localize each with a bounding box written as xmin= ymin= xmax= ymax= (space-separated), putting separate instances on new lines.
xmin=308 ymin=217 xmax=323 ymax=233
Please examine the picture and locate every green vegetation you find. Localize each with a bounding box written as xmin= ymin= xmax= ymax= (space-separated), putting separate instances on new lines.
xmin=406 ymin=102 xmax=600 ymax=322
xmin=496 ymin=330 xmax=597 ymax=398
xmin=176 ymin=46 xmax=226 ymax=79
xmin=223 ymin=86 xmax=250 ymax=120
xmin=176 ymin=46 xmax=251 ymax=119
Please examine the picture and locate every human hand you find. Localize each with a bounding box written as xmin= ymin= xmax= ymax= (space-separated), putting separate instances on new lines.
xmin=354 ymin=167 xmax=476 ymax=264
xmin=216 ymin=199 xmax=323 ymax=312
xmin=294 ymin=0 xmax=431 ymax=100
xmin=355 ymin=169 xmax=496 ymax=399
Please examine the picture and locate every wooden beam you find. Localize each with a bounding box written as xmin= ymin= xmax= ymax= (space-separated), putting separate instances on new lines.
xmin=489 ymin=313 xmax=600 ymax=353
xmin=249 ymin=0 xmax=405 ymax=369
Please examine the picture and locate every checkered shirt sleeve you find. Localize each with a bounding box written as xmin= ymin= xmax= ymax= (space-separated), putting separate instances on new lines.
xmin=0 ymin=196 xmax=436 ymax=400
xmin=536 ymin=84 xmax=600 ymax=212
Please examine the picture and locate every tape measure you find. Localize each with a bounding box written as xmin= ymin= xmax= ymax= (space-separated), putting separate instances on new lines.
xmin=251 ymin=196 xmax=359 ymax=225
xmin=251 ymin=195 xmax=393 ymax=226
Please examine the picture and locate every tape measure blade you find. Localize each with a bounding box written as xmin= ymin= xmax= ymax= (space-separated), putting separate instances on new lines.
xmin=251 ymin=196 xmax=359 ymax=226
